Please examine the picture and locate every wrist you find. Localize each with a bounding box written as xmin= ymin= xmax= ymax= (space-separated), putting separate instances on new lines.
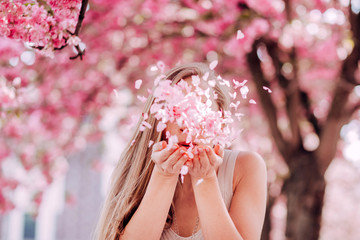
xmin=191 ymin=170 xmax=217 ymax=185
xmin=152 ymin=165 xmax=179 ymax=181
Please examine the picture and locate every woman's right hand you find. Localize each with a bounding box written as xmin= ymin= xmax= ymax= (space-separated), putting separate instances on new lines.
xmin=151 ymin=141 xmax=190 ymax=177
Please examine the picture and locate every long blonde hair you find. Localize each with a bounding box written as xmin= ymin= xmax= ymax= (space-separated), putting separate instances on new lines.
xmin=94 ymin=62 xmax=230 ymax=240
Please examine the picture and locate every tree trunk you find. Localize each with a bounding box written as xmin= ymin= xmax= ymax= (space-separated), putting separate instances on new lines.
xmin=283 ymin=151 xmax=326 ymax=240
xmin=261 ymin=195 xmax=275 ymax=240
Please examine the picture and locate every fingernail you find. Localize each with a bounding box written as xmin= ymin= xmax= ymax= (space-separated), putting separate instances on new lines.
xmin=198 ymin=147 xmax=203 ymax=153
xmin=205 ymin=147 xmax=210 ymax=152
xmin=180 ymin=149 xmax=185 ymax=154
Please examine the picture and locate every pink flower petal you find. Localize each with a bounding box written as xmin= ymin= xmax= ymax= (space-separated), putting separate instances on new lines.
xmin=240 ymin=86 xmax=249 ymax=99
xmin=209 ymin=60 xmax=218 ymax=70
xmin=142 ymin=121 xmax=152 ymax=129
xmin=113 ymin=89 xmax=119 ymax=98
xmin=195 ymin=178 xmax=204 ymax=186
xmin=263 ymin=86 xmax=272 ymax=93
xmin=233 ymin=79 xmax=248 ymax=89
xmin=208 ymin=80 xmax=216 ymax=87
xmin=230 ymin=101 xmax=240 ymax=110
xmin=192 ymin=75 xmax=200 ymax=86
xmin=135 ymin=79 xmax=142 ymax=89
xmin=180 ymin=165 xmax=188 ymax=175
xmin=249 ymin=99 xmax=257 ymax=104
xmin=203 ymin=72 xmax=209 ymax=81
xmin=156 ymin=121 xmax=167 ymax=132
xmin=237 ymin=30 xmax=245 ymax=40
xmin=137 ymin=95 xmax=147 ymax=102
xmin=148 ymin=140 xmax=154 ymax=147
xmin=157 ymin=61 xmax=165 ymax=73
xmin=235 ymin=113 xmax=244 ymax=120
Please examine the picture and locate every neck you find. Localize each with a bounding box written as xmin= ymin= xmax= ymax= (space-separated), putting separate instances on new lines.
xmin=175 ymin=174 xmax=194 ymax=199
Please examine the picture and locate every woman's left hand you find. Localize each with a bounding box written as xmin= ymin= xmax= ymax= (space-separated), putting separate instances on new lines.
xmin=188 ymin=145 xmax=224 ymax=181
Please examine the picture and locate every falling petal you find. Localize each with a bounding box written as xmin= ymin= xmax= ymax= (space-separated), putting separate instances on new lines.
xmin=195 ymin=178 xmax=204 ymax=186
xmin=135 ymin=79 xmax=142 ymax=89
xmin=213 ymin=92 xmax=218 ymax=99
xmin=154 ymin=74 xmax=166 ymax=86
xmin=187 ymin=149 xmax=194 ymax=159
xmin=180 ymin=165 xmax=189 ymax=175
xmin=150 ymin=65 xmax=158 ymax=71
xmin=209 ymin=60 xmax=218 ymax=70
xmin=142 ymin=113 xmax=148 ymax=120
xmin=148 ymin=140 xmax=154 ymax=147
xmin=230 ymin=101 xmax=240 ymax=110
xmin=203 ymin=72 xmax=209 ymax=81
xmin=157 ymin=61 xmax=165 ymax=73
xmin=249 ymin=99 xmax=257 ymax=104
xmin=235 ymin=113 xmax=244 ymax=120
xmin=168 ymin=135 xmax=179 ymax=146
xmin=131 ymin=140 xmax=136 ymax=146
xmin=150 ymin=103 xmax=162 ymax=114
xmin=192 ymin=75 xmax=201 ymax=86
xmin=263 ymin=86 xmax=272 ymax=93
xmin=137 ymin=95 xmax=147 ymax=102
xmin=240 ymin=86 xmax=249 ymax=99
xmin=229 ymin=92 xmax=237 ymax=99
xmin=237 ymin=30 xmax=245 ymax=40
xmin=142 ymin=121 xmax=152 ymax=129
xmin=157 ymin=121 xmax=167 ymax=132
xmin=219 ymin=79 xmax=230 ymax=87
xmin=208 ymin=80 xmax=216 ymax=87
xmin=113 ymin=89 xmax=119 ymax=98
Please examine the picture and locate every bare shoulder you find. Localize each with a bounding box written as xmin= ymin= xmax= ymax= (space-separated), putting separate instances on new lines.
xmin=232 ymin=151 xmax=267 ymax=191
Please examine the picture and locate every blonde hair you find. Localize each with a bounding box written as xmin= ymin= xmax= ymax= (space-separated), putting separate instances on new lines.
xmin=94 ymin=62 xmax=230 ymax=240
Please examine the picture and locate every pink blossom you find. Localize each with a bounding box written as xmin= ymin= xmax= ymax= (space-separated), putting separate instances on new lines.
xmin=135 ymin=79 xmax=142 ymax=89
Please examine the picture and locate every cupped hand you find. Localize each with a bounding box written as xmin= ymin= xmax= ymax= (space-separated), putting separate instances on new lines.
xmin=188 ymin=144 xmax=224 ymax=181
xmin=151 ymin=141 xmax=190 ymax=177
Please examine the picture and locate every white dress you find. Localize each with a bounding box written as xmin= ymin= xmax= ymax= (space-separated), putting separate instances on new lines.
xmin=160 ymin=150 xmax=239 ymax=240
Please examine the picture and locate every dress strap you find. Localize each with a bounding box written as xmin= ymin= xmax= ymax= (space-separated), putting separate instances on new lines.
xmin=217 ymin=149 xmax=238 ymax=210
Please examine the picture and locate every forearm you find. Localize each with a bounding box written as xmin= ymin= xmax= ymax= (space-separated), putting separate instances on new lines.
xmin=121 ymin=168 xmax=178 ymax=240
xmin=192 ymin=173 xmax=243 ymax=240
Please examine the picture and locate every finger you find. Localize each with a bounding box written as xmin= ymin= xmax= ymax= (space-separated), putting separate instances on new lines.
xmin=153 ymin=141 xmax=167 ymax=152
xmin=185 ymin=160 xmax=192 ymax=167
xmin=165 ymin=146 xmax=187 ymax=166
xmin=205 ymin=146 xmax=218 ymax=166
xmin=214 ymin=144 xmax=224 ymax=158
xmin=192 ymin=147 xmax=201 ymax=170
xmin=154 ymin=144 xmax=179 ymax=164
xmin=198 ymin=146 xmax=210 ymax=169
xmin=173 ymin=153 xmax=190 ymax=172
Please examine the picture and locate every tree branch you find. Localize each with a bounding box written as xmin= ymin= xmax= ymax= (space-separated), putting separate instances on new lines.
xmin=246 ymin=39 xmax=290 ymax=159
xmin=299 ymin=90 xmax=321 ymax=136
xmin=264 ymin=40 xmax=302 ymax=149
xmin=74 ymin=0 xmax=88 ymax=36
xmin=315 ymin=6 xmax=360 ymax=174
xmin=68 ymin=0 xmax=88 ymax=60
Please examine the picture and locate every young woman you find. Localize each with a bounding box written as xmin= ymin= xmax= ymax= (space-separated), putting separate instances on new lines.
xmin=95 ymin=62 xmax=267 ymax=240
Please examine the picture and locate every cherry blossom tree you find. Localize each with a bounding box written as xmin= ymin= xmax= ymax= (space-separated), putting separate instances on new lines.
xmin=1 ymin=0 xmax=360 ymax=239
